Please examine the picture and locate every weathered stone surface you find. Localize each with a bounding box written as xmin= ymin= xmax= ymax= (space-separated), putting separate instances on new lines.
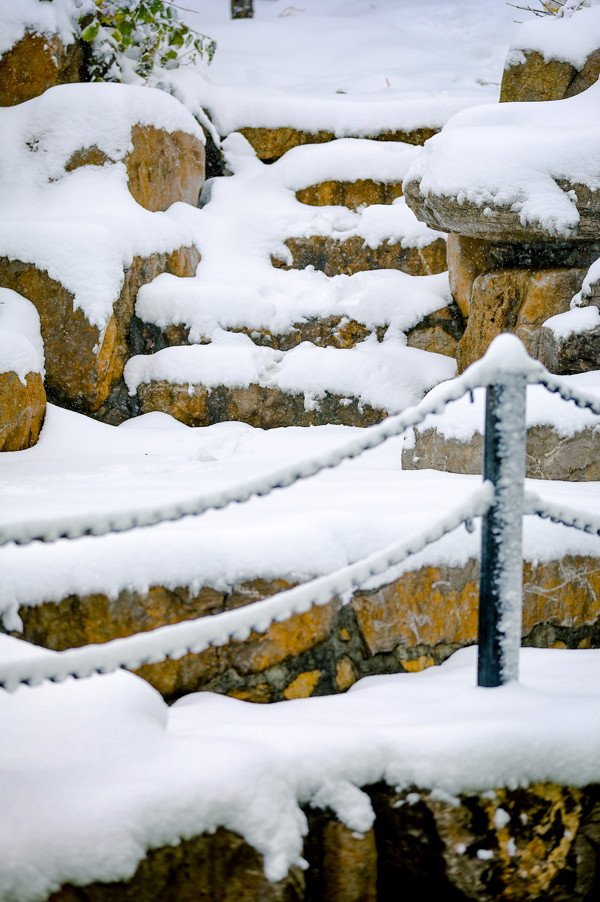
xmin=304 ymin=814 xmax=378 ymax=902
xmin=49 ymin=827 xmax=304 ymax=902
xmin=500 ymin=50 xmax=577 ymax=103
xmin=13 ymin=553 xmax=600 ymax=703
xmin=370 ymin=783 xmax=600 ymax=901
xmin=353 ymin=554 xmax=600 ymax=657
xmin=500 ymin=48 xmax=600 ymax=103
xmin=135 ymin=381 xmax=387 ymax=429
xmin=65 ymin=125 xmax=205 ymax=212
xmin=237 ymin=126 xmax=438 ymax=161
xmin=0 ymin=371 xmax=45 ymax=451
xmin=405 ymin=179 xmax=600 ymax=243
xmin=0 ymin=247 xmax=200 ymax=414
xmin=406 ymin=302 xmax=465 ymax=358
xmin=0 ymin=32 xmax=85 ymax=107
xmin=447 ymin=233 xmax=494 ymax=317
xmin=296 ymin=179 xmax=404 ymax=209
xmin=539 ymin=321 xmax=600 ymax=375
xmin=457 ymin=268 xmax=585 ymax=371
xmin=402 ymin=422 xmax=600 ymax=481
xmin=273 ymin=235 xmax=447 ymax=277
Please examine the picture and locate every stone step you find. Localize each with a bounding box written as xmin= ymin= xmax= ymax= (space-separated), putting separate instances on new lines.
xmin=46 ymin=781 xmax=598 ymax=902
xmin=133 ymin=268 xmax=463 ymax=360
xmin=123 ymin=332 xmax=455 ymax=430
xmin=13 ymin=547 xmax=600 ymax=703
xmin=272 ymin=233 xmax=446 ymax=278
xmin=402 ymin=374 xmax=600 ymax=481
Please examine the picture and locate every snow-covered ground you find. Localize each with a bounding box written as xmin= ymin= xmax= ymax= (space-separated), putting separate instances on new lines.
xmin=3 ymin=1 xmax=600 ymax=898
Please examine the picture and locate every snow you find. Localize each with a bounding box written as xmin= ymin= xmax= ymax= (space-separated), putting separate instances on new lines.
xmin=166 ymin=0 xmax=517 ymax=137
xmin=545 ymin=305 xmax=600 ymax=338
xmin=507 ymin=1 xmax=600 ymax=69
xmin=406 ymin=77 xmax=600 ymax=238
xmin=124 ymin=329 xmax=456 ymax=414
xmin=2 ymin=1 xmax=600 ymax=895
xmin=0 ymin=83 xmax=202 ymax=332
xmin=136 ymin=133 xmax=447 ymax=341
xmin=0 ymin=288 xmax=44 ymax=380
xmin=409 ymin=370 xmax=600 ymax=443
xmin=0 ymin=0 xmax=84 ymax=57
xmin=3 ymin=635 xmax=600 ymax=900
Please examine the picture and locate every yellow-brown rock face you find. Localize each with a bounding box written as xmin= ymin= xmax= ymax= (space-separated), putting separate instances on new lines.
xmin=273 ymin=235 xmax=447 ymax=277
xmin=446 ymin=233 xmax=495 ymax=317
xmin=456 ymin=267 xmax=585 ymax=371
xmin=135 ymin=381 xmax=387 ymax=429
xmin=0 ymin=247 xmax=200 ymax=414
xmin=65 ymin=125 xmax=205 ymax=212
xmin=237 ymin=125 xmax=438 ymax=161
xmin=0 ymin=371 xmax=45 ymax=451
xmin=296 ymin=179 xmax=404 ymax=209
xmin=0 ymin=32 xmax=85 ymax=107
xmin=500 ymin=48 xmax=600 ymax=103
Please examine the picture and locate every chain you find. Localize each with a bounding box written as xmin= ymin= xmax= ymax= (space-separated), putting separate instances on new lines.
xmin=0 ymin=486 xmax=493 ymax=691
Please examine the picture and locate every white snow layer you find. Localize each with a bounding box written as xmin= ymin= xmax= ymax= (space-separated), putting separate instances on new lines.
xmin=0 ymin=83 xmax=202 ymax=331
xmin=405 ymin=79 xmax=600 ymax=238
xmin=507 ymin=2 xmax=600 ymax=69
xmin=167 ymin=0 xmax=517 ymax=136
xmin=0 ymin=0 xmax=84 ymax=57
xmin=136 ymin=134 xmax=447 ymax=339
xmin=124 ymin=330 xmax=456 ymax=414
xmin=410 ymin=372 xmax=600 ymax=442
xmin=0 ymin=288 xmax=44 ymax=380
xmin=3 ymin=635 xmax=600 ymax=901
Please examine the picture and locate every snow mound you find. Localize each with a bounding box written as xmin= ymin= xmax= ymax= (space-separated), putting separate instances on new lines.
xmin=0 ymin=288 xmax=44 ymax=380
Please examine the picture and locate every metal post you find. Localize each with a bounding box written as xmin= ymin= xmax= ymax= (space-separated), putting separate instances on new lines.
xmin=478 ymin=372 xmax=527 ymax=687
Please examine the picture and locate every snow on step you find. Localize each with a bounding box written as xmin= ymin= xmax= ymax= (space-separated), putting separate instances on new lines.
xmin=135 ymin=135 xmax=450 ymax=351
xmin=403 ymin=371 xmax=600 ymax=481
xmin=3 ymin=632 xmax=600 ymax=901
xmin=124 ymin=330 xmax=456 ymax=428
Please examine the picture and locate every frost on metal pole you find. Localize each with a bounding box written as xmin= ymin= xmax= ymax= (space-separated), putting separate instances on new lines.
xmin=478 ymin=368 xmax=527 ymax=687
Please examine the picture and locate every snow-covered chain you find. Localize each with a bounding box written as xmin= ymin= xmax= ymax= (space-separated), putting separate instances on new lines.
xmin=2 ymin=335 xmax=600 ymax=691
xmin=4 ymin=334 xmax=598 ymax=548
xmin=525 ymin=493 xmax=600 ymax=537
xmin=0 ymin=486 xmax=494 ymax=691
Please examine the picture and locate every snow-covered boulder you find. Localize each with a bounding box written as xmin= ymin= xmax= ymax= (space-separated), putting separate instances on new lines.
xmin=500 ymin=4 xmax=600 ymax=103
xmin=404 ymin=80 xmax=600 ymax=243
xmin=0 ymin=83 xmax=203 ymax=414
xmin=0 ymin=288 xmax=45 ymax=451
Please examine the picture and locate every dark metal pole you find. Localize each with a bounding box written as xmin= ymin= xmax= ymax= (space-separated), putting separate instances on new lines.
xmin=478 ymin=373 xmax=527 ymax=687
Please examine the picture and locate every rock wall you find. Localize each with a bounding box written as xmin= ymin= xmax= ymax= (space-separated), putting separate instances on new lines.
xmin=45 ymin=783 xmax=600 ymax=901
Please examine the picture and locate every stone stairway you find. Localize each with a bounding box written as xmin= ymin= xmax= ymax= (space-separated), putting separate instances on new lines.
xmin=124 ymin=133 xmax=460 ymax=429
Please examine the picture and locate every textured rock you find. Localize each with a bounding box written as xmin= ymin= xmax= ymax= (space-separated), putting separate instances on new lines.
xmin=456 ymin=268 xmax=585 ymax=371
xmin=296 ymin=179 xmax=404 ymax=209
xmin=353 ymin=554 xmax=600 ymax=656
xmin=65 ymin=125 xmax=205 ymax=212
xmin=500 ymin=48 xmax=600 ymax=103
xmin=0 ymin=371 xmax=45 ymax=451
xmin=49 ymin=827 xmax=304 ymax=902
xmin=370 ymin=783 xmax=600 ymax=901
xmin=446 ymin=233 xmax=495 ymax=317
xmin=402 ymin=423 xmax=600 ymax=481
xmin=304 ymin=815 xmax=377 ymax=902
xmin=14 ymin=553 xmax=600 ymax=702
xmin=0 ymin=247 xmax=200 ymax=414
xmin=135 ymin=381 xmax=387 ymax=429
xmin=237 ymin=126 xmax=438 ymax=162
xmin=406 ymin=302 xmax=465 ymax=358
xmin=500 ymin=50 xmax=577 ymax=103
xmin=539 ymin=321 xmax=600 ymax=375
xmin=273 ymin=235 xmax=447 ymax=278
xmin=404 ymin=179 xmax=600 ymax=243
xmin=0 ymin=32 xmax=85 ymax=107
